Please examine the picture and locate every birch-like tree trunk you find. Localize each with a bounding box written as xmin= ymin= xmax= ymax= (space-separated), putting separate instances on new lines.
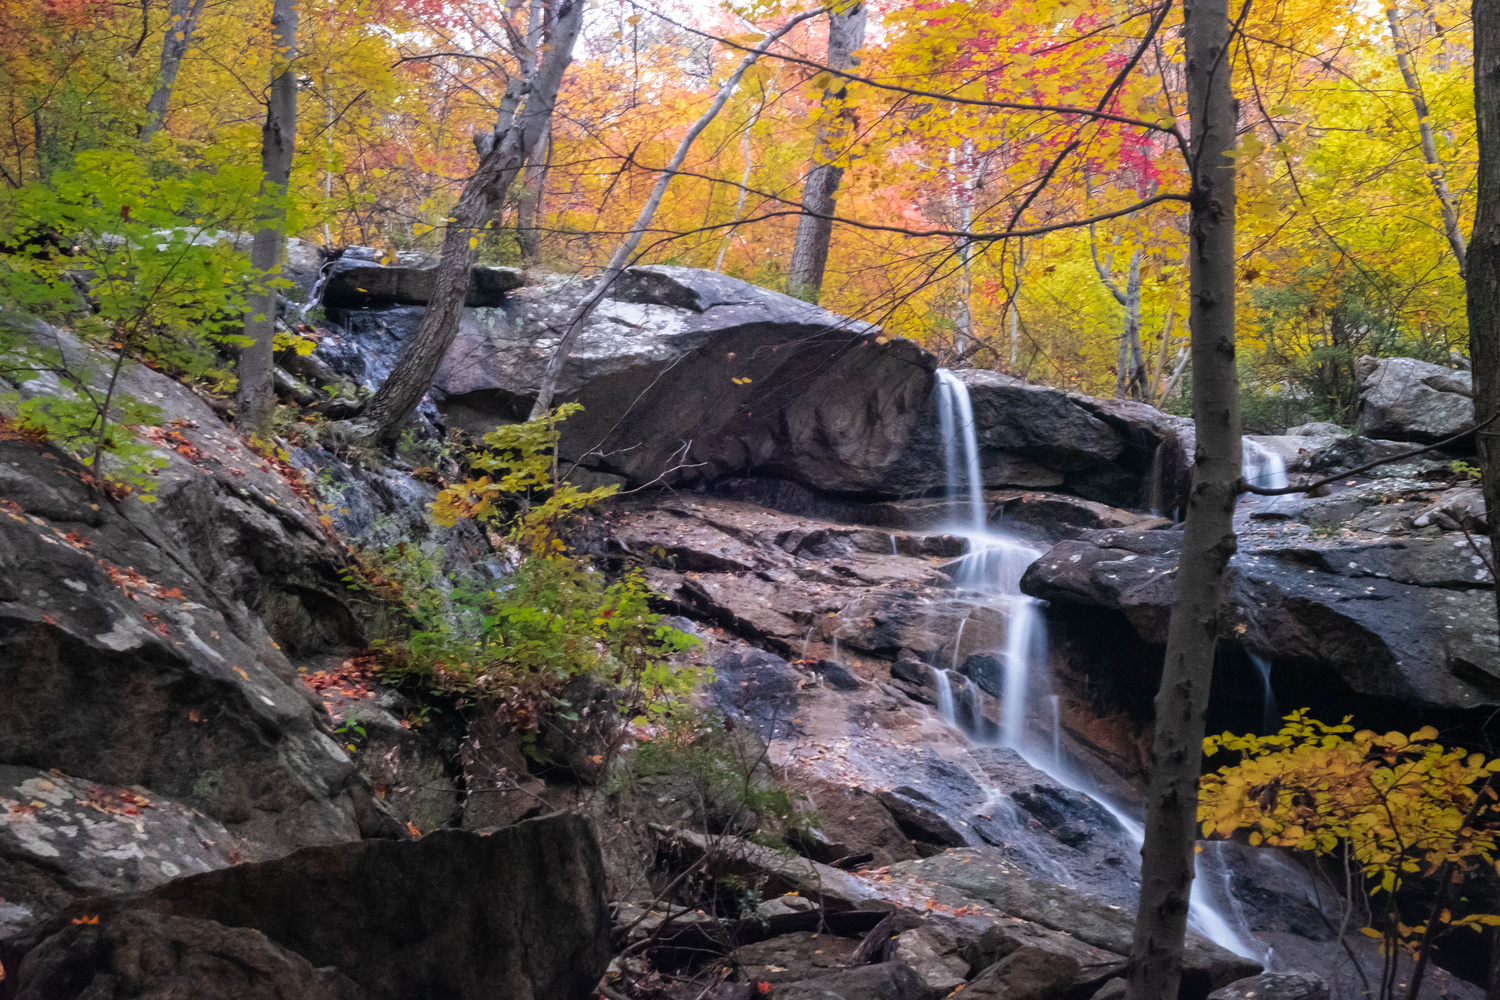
xmin=1467 ymin=0 xmax=1500 ymax=644
xmin=140 ymin=0 xmax=207 ymax=141
xmin=356 ymin=0 xmax=584 ymax=443
xmin=1388 ymin=4 xmax=1468 ymax=271
xmin=1125 ymin=0 xmax=1240 ymax=993
xmin=528 ymin=7 xmax=825 ymax=420
xmin=1092 ymin=226 xmax=1147 ymax=400
xmin=786 ymin=3 xmax=866 ymax=302
xmin=235 ymin=0 xmax=297 ymax=433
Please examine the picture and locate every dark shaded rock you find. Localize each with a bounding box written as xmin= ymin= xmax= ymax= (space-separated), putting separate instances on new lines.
xmin=1208 ymin=972 xmax=1329 ymax=1000
xmin=0 ymin=766 xmax=237 ymax=940
xmin=711 ymin=648 xmax=804 ymax=739
xmin=0 ymin=328 xmax=383 ymax=856
xmin=959 ymin=653 xmax=1003 ymax=698
xmin=1302 ymin=434 xmax=1433 ymax=474
xmin=1357 ymin=355 xmax=1474 ymax=444
xmin=13 ymin=910 xmax=366 ymax=1000
xmin=772 ymin=962 xmax=930 ymax=1000
xmin=28 ymin=814 xmax=610 ymax=1000
xmin=787 ymin=774 xmax=918 ymax=868
xmin=321 ymin=259 xmax=522 ymax=309
xmin=1009 ymin=784 xmax=1121 ymax=847
xmin=1021 ymin=526 xmax=1500 ymax=711
xmin=964 ymin=945 xmax=1084 ymax=1000
xmin=815 ymin=660 xmax=863 ymax=691
xmin=876 ymin=755 xmax=985 ymax=848
xmin=736 ymin=931 xmax=862 ymax=983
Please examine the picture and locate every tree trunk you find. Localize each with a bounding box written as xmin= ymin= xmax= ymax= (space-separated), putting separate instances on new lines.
xmin=235 ymin=0 xmax=298 ymax=434
xmin=1126 ymin=250 xmax=1148 ymax=399
xmin=357 ymin=0 xmax=584 ymax=443
xmin=140 ymin=0 xmax=207 ymax=141
xmin=1468 ymin=0 xmax=1500 ymax=636
xmin=1125 ymin=0 xmax=1239 ymax=995
xmin=786 ymin=3 xmax=867 ymax=302
xmin=516 ymin=116 xmax=550 ymax=267
xmin=1148 ymin=310 xmax=1176 ymax=401
xmin=528 ymin=7 xmax=824 ymax=421
xmin=1389 ymin=4 xmax=1468 ymax=271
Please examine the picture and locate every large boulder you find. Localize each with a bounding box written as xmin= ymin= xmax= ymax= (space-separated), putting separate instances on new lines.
xmin=0 ymin=324 xmax=396 ymax=939
xmin=309 ymin=265 xmax=1183 ymax=506
xmin=1021 ymin=521 xmax=1499 ymax=711
xmin=17 ymin=814 xmax=611 ymax=1000
xmin=12 ymin=910 xmax=366 ymax=1000
xmin=0 ymin=766 xmax=238 ymax=939
xmin=1356 ymin=355 xmax=1474 ymax=443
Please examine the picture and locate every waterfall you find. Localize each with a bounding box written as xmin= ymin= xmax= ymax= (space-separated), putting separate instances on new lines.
xmin=935 ymin=369 xmax=986 ymax=527
xmin=928 ymin=368 xmax=1268 ymax=964
xmin=1242 ymin=439 xmax=1288 ymax=491
xmin=1250 ymin=653 xmax=1280 ymax=733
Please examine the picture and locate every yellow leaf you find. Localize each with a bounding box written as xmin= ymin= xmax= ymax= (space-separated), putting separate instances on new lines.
xmin=469 ymin=237 xmax=479 ymax=249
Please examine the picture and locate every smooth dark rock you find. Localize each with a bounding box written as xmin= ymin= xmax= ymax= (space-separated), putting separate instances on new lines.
xmin=321 ymin=260 xmax=522 ymax=309
xmin=814 ymin=660 xmax=863 ymax=691
xmin=29 ymin=815 xmax=610 ymax=1000
xmin=13 ymin=910 xmax=367 ymax=1000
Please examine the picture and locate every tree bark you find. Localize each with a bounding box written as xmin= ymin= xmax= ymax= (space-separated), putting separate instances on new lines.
xmin=235 ymin=0 xmax=298 ymax=433
xmin=527 ymin=7 xmax=826 ymax=421
xmin=515 ymin=116 xmax=550 ymax=267
xmin=1388 ymin=4 xmax=1468 ymax=271
xmin=1091 ymin=226 xmax=1146 ymax=399
xmin=786 ymin=2 xmax=867 ymax=302
xmin=140 ymin=0 xmax=207 ymax=141
xmin=357 ymin=0 xmax=584 ymax=443
xmin=1468 ymin=0 xmax=1500 ymax=637
xmin=1125 ymin=0 xmax=1239 ymax=994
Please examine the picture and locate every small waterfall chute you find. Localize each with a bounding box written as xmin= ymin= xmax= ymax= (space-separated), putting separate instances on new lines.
xmin=925 ymin=366 xmax=1268 ymax=963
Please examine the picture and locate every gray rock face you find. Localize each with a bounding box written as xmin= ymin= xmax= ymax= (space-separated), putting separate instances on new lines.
xmin=0 ymin=325 xmax=402 ymax=941
xmin=1020 ymin=516 xmax=1499 ymax=710
xmin=0 ymin=767 xmax=237 ymax=940
xmin=19 ymin=814 xmax=610 ymax=1000
xmin=1208 ymin=972 xmax=1329 ymax=1000
xmin=1357 ymin=355 xmax=1474 ymax=443
xmin=13 ymin=910 xmax=367 ymax=1000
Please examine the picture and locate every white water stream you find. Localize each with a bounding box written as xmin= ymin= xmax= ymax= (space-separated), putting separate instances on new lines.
xmin=926 ymin=368 xmax=1270 ymax=964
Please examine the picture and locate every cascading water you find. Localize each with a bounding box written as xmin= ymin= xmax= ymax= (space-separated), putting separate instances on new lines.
xmin=1249 ymin=652 xmax=1280 ymax=733
xmin=1242 ymin=439 xmax=1289 ymax=492
xmin=928 ymin=367 xmax=1268 ymax=964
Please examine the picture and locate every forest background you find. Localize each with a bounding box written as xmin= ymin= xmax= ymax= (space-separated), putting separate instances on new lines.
xmin=0 ymin=0 xmax=1472 ymax=430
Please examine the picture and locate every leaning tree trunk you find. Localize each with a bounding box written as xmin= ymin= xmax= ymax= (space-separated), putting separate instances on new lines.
xmin=235 ymin=0 xmax=298 ymax=433
xmin=786 ymin=2 xmax=867 ymax=302
xmin=357 ymin=0 xmax=584 ymax=443
xmin=1388 ymin=4 xmax=1468 ymax=271
xmin=1125 ymin=0 xmax=1240 ymax=994
xmin=1468 ymin=0 xmax=1500 ymax=640
xmin=140 ymin=0 xmax=208 ymax=141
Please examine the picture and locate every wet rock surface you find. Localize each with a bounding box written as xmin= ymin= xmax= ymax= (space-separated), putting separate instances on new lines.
xmin=1022 ymin=477 xmax=1499 ymax=711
